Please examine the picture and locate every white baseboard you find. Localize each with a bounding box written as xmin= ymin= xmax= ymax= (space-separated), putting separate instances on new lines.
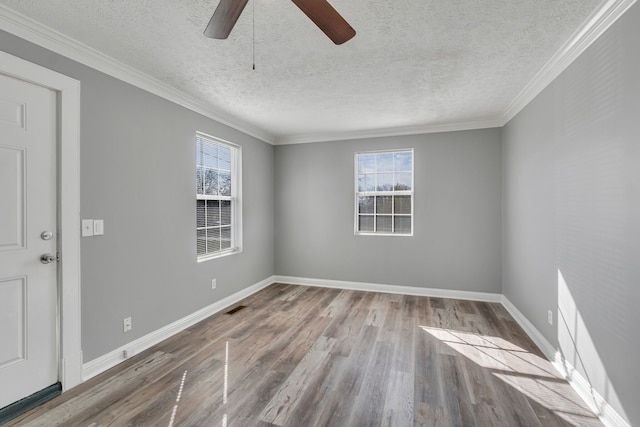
xmin=273 ymin=275 xmax=502 ymax=303
xmin=553 ymin=353 xmax=631 ymax=427
xmin=501 ymin=296 xmax=630 ymax=427
xmin=81 ymin=275 xmax=275 ymax=381
xmin=500 ymin=295 xmax=557 ymax=360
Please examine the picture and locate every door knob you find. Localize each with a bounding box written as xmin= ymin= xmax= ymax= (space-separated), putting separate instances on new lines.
xmin=40 ymin=253 xmax=58 ymax=264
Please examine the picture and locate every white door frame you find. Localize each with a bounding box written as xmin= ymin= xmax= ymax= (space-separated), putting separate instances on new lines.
xmin=0 ymin=50 xmax=82 ymax=391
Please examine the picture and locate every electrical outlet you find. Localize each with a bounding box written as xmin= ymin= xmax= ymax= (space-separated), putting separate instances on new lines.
xmin=123 ymin=316 xmax=132 ymax=333
xmin=211 ymin=279 xmax=217 ymax=290
xmin=547 ymin=310 xmax=553 ymax=326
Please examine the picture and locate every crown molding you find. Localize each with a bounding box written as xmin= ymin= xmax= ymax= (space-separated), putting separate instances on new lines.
xmin=0 ymin=4 xmax=276 ymax=144
xmin=1 ymin=0 xmax=635 ymax=145
xmin=274 ymin=119 xmax=502 ymax=145
xmin=498 ymin=0 xmax=637 ymax=126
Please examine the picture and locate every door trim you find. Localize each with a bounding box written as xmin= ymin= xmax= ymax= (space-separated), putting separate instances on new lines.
xmin=0 ymin=50 xmax=82 ymax=391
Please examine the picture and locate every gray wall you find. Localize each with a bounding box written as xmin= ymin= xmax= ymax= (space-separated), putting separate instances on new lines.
xmin=275 ymin=129 xmax=502 ymax=293
xmin=502 ymin=3 xmax=640 ymax=425
xmin=0 ymin=31 xmax=275 ymax=362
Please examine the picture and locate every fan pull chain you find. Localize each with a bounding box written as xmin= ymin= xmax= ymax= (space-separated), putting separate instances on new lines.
xmin=252 ymin=0 xmax=256 ymax=70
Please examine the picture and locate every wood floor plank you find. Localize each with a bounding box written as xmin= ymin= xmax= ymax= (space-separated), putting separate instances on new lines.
xmin=329 ymin=307 xmax=369 ymax=357
xmin=363 ymin=292 xmax=388 ymax=327
xmin=382 ymin=369 xmax=414 ymax=427
xmin=347 ymin=339 xmax=395 ymax=426
xmin=259 ymin=336 xmax=336 ymax=425
xmin=281 ymin=353 xmax=344 ymax=427
xmin=5 ymin=284 xmax=605 ymax=427
xmin=311 ymin=325 xmax=381 ymax=426
xmin=440 ymin=353 xmax=477 ymax=427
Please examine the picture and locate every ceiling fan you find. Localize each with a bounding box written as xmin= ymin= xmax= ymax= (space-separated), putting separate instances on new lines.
xmin=204 ymin=0 xmax=356 ymax=45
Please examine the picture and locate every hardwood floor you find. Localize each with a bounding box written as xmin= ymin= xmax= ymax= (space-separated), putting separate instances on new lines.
xmin=6 ymin=284 xmax=603 ymax=426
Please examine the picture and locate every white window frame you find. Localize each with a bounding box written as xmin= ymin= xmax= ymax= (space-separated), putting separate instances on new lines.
xmin=196 ymin=132 xmax=242 ymax=261
xmin=354 ymin=148 xmax=414 ymax=236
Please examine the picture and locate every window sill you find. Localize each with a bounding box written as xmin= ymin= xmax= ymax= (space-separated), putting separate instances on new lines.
xmin=197 ymin=247 xmax=242 ymax=262
xmin=355 ymin=232 xmax=413 ymax=237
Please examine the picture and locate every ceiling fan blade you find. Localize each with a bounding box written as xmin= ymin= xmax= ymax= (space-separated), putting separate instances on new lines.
xmin=291 ymin=0 xmax=356 ymax=45
xmin=204 ymin=0 xmax=249 ymax=39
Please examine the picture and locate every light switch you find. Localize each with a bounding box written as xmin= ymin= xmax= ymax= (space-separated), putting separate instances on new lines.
xmin=93 ymin=219 xmax=104 ymax=236
xmin=82 ymin=219 xmax=94 ymax=237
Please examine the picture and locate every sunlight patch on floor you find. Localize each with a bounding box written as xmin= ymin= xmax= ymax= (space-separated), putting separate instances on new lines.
xmin=167 ymin=370 xmax=188 ymax=427
xmin=420 ymin=326 xmax=558 ymax=378
xmin=419 ymin=325 xmax=601 ymax=426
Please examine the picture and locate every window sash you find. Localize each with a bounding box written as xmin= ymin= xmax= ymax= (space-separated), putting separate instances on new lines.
xmin=196 ymin=133 xmax=240 ymax=259
xmin=354 ymin=149 xmax=414 ymax=236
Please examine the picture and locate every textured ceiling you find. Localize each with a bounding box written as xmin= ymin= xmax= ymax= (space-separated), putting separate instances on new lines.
xmin=0 ymin=0 xmax=605 ymax=143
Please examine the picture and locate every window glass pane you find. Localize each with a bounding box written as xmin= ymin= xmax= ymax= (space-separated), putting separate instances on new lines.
xmin=358 ymin=153 xmax=375 ymax=173
xmin=207 ymin=227 xmax=221 ymax=253
xmin=196 ymin=166 xmax=204 ymax=195
xmin=197 ymin=229 xmax=207 ymax=255
xmin=204 ymin=169 xmax=218 ymax=195
xmin=376 ymin=152 xmax=394 ymax=172
xmin=395 ymin=172 xmax=412 ymax=191
xmin=358 ymin=215 xmax=374 ymax=232
xmin=197 ymin=200 xmax=206 ymax=228
xmin=220 ymin=200 xmax=231 ymax=225
xmin=394 ymin=195 xmax=411 ymax=214
xmin=202 ymin=142 xmax=218 ymax=169
xmin=219 ymin=145 xmax=231 ymax=171
xmin=358 ymin=174 xmax=375 ymax=192
xmin=358 ymin=196 xmax=374 ymax=214
xmin=376 ymin=196 xmax=393 ymax=214
xmin=394 ymin=151 xmax=412 ymax=171
xmin=207 ymin=200 xmax=220 ymax=226
xmin=376 ymin=216 xmax=392 ymax=233
xmin=394 ymin=216 xmax=411 ymax=234
xmin=219 ymin=171 xmax=231 ymax=196
xmin=196 ymin=144 xmax=203 ymax=166
xmin=221 ymin=226 xmax=232 ymax=250
xmin=376 ymin=173 xmax=393 ymax=191
xmin=355 ymin=149 xmax=413 ymax=237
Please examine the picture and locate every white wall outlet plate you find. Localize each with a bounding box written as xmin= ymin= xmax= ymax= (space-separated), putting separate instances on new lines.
xmin=211 ymin=279 xmax=217 ymax=289
xmin=81 ymin=219 xmax=94 ymax=237
xmin=123 ymin=316 xmax=132 ymax=333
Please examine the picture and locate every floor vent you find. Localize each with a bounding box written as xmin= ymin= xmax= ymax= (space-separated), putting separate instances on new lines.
xmin=225 ymin=305 xmax=247 ymax=315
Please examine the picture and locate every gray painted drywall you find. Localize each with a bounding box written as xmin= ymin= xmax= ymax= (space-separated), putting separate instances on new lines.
xmin=502 ymin=3 xmax=640 ymax=425
xmin=0 ymin=31 xmax=275 ymax=362
xmin=274 ymin=129 xmax=502 ymax=293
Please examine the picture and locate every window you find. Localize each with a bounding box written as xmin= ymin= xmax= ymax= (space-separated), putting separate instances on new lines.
xmin=355 ymin=149 xmax=413 ymax=235
xmin=196 ymin=132 xmax=242 ymax=260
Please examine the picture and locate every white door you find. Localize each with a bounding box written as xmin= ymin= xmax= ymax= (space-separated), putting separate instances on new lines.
xmin=0 ymin=72 xmax=58 ymax=409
